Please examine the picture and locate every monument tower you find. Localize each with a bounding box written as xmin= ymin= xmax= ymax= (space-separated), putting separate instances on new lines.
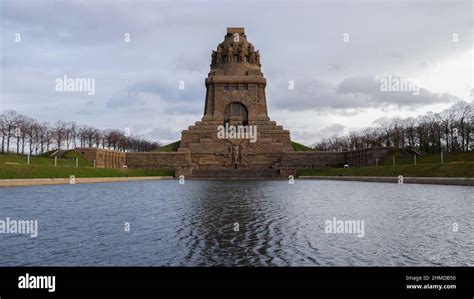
xmin=178 ymin=27 xmax=294 ymax=177
xmin=78 ymin=28 xmax=386 ymax=174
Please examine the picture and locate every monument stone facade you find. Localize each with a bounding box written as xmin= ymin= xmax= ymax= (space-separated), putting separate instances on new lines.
xmin=177 ymin=28 xmax=294 ymax=177
xmin=77 ymin=28 xmax=389 ymax=177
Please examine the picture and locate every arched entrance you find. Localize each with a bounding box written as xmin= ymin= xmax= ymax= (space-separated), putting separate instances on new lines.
xmin=224 ymin=102 xmax=248 ymax=125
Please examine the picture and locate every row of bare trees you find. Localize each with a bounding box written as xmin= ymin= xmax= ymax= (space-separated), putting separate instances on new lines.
xmin=0 ymin=110 xmax=161 ymax=155
xmin=313 ymin=101 xmax=473 ymax=153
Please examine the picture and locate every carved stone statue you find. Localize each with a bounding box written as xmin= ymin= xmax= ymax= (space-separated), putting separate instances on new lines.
xmin=216 ymin=46 xmax=223 ymax=63
xmin=232 ymin=145 xmax=240 ymax=165
xmin=255 ymin=50 xmax=260 ymax=65
xmin=239 ymin=49 xmax=245 ymax=63
xmin=211 ymin=51 xmax=217 ymax=65
xmin=227 ymin=46 xmax=233 ymax=62
xmin=248 ymin=46 xmax=255 ymax=63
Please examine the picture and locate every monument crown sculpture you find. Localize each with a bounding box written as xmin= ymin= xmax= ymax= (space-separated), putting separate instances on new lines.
xmin=204 ymin=27 xmax=267 ymax=122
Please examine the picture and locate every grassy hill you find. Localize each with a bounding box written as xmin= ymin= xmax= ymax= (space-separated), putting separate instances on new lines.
xmin=0 ymin=151 xmax=174 ymax=179
xmin=0 ymin=164 xmax=174 ymax=179
xmin=155 ymin=141 xmax=181 ymax=152
xmin=291 ymin=141 xmax=313 ymax=151
xmin=0 ymin=151 xmax=91 ymax=167
xmin=380 ymin=150 xmax=474 ymax=166
xmin=299 ymin=151 xmax=474 ymax=178
xmin=63 ymin=150 xmax=93 ymax=166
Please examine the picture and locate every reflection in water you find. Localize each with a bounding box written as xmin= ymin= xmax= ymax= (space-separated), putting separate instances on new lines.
xmin=0 ymin=180 xmax=472 ymax=266
xmin=176 ymin=181 xmax=275 ymax=266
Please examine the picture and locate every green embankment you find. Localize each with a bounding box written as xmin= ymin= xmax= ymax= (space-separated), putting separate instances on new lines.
xmin=0 ymin=151 xmax=91 ymax=167
xmin=9 ymin=145 xmax=467 ymax=179
xmin=291 ymin=141 xmax=313 ymax=151
xmin=155 ymin=141 xmax=181 ymax=152
xmin=0 ymin=152 xmax=174 ymax=179
xmin=298 ymin=151 xmax=474 ymax=178
xmin=379 ymin=151 xmax=474 ymax=166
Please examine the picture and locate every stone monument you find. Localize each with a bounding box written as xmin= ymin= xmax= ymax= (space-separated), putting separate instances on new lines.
xmin=178 ymin=28 xmax=294 ymax=177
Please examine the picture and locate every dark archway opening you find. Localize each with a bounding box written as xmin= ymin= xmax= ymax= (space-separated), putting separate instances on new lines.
xmin=224 ymin=102 xmax=248 ymax=126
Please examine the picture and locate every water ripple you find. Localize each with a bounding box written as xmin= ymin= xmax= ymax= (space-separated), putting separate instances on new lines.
xmin=0 ymin=180 xmax=472 ymax=266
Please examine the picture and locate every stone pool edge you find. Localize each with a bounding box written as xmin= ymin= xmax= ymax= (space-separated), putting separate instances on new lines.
xmin=299 ymin=176 xmax=474 ymax=186
xmin=2 ymin=176 xmax=472 ymax=187
xmin=0 ymin=176 xmax=174 ymax=187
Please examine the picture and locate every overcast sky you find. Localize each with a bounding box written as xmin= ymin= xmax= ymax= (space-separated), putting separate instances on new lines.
xmin=1 ymin=0 xmax=472 ymax=145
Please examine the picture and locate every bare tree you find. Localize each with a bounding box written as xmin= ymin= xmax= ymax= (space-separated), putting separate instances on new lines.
xmin=0 ymin=110 xmax=164 ymax=154
xmin=312 ymin=101 xmax=473 ymax=154
xmin=52 ymin=121 xmax=66 ymax=151
xmin=1 ymin=110 xmax=21 ymax=153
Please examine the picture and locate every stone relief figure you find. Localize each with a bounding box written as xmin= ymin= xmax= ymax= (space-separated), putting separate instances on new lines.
xmin=227 ymin=46 xmax=233 ymax=62
xmin=216 ymin=46 xmax=223 ymax=63
xmin=239 ymin=49 xmax=245 ymax=63
xmin=211 ymin=50 xmax=217 ymax=65
xmin=248 ymin=46 xmax=255 ymax=63
xmin=255 ymin=50 xmax=260 ymax=65
xmin=232 ymin=145 xmax=241 ymax=165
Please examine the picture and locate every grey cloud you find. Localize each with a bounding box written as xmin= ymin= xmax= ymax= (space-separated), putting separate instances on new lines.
xmin=328 ymin=64 xmax=344 ymax=72
xmin=147 ymin=127 xmax=182 ymax=142
xmin=1 ymin=0 xmax=471 ymax=144
xmin=337 ymin=76 xmax=380 ymax=94
xmin=106 ymin=79 xmax=203 ymax=113
xmin=270 ymin=76 xmax=459 ymax=113
xmin=371 ymin=116 xmax=390 ymax=126
xmin=106 ymin=94 xmax=143 ymax=109
xmin=321 ymin=123 xmax=345 ymax=134
xmin=337 ymin=76 xmax=460 ymax=109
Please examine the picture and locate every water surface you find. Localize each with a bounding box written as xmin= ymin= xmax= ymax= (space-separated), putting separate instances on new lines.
xmin=0 ymin=180 xmax=472 ymax=266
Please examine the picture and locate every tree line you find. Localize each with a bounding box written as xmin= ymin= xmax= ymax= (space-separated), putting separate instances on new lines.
xmin=313 ymin=101 xmax=473 ymax=153
xmin=0 ymin=110 xmax=161 ymax=155
xmin=2 ymin=100 xmax=472 ymax=156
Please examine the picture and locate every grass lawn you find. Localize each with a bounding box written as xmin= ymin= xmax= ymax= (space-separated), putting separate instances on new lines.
xmin=379 ymin=151 xmax=474 ymax=166
xmin=297 ymin=163 xmax=474 ymax=178
xmin=0 ymin=151 xmax=91 ymax=167
xmin=0 ymin=153 xmax=174 ymax=179
xmin=0 ymin=164 xmax=174 ymax=179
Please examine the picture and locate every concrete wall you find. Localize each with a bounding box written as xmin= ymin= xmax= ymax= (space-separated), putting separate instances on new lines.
xmin=76 ymin=147 xmax=125 ymax=168
xmin=279 ymin=148 xmax=390 ymax=176
xmin=280 ymin=151 xmax=348 ymax=169
xmin=124 ymin=151 xmax=192 ymax=176
xmin=75 ymin=146 xmax=390 ymax=178
xmin=279 ymin=147 xmax=391 ymax=170
xmin=76 ymin=148 xmax=193 ymax=176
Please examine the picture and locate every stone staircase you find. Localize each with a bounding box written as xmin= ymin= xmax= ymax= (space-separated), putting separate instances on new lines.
xmin=191 ymin=168 xmax=281 ymax=179
xmin=179 ymin=119 xmax=292 ymax=151
xmin=401 ymin=147 xmax=422 ymax=157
